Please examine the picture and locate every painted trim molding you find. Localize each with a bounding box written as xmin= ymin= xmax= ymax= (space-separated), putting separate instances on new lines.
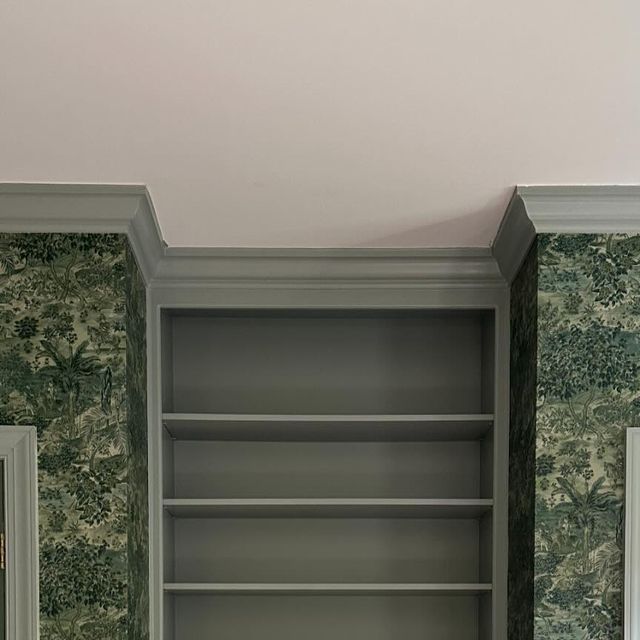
xmin=626 ymin=428 xmax=640 ymax=640
xmin=0 ymin=183 xmax=165 ymax=283
xmin=0 ymin=426 xmax=39 ymax=640
xmin=152 ymin=246 xmax=505 ymax=289
xmin=3 ymin=183 xmax=640 ymax=287
xmin=518 ymin=185 xmax=640 ymax=233
xmin=491 ymin=190 xmax=536 ymax=283
xmin=6 ymin=182 xmax=639 ymax=289
xmin=493 ymin=185 xmax=640 ymax=282
xmin=0 ymin=183 xmax=507 ymax=290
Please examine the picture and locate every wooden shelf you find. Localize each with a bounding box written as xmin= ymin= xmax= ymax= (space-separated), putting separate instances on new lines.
xmin=163 ymin=498 xmax=493 ymax=519
xmin=163 ymin=582 xmax=493 ymax=596
xmin=162 ymin=413 xmax=494 ymax=442
xmin=161 ymin=310 xmax=500 ymax=636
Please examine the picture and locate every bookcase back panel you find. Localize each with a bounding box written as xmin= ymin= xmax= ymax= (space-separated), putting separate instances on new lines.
xmin=168 ymin=312 xmax=492 ymax=414
xmin=173 ymin=594 xmax=480 ymax=640
xmin=172 ymin=517 xmax=480 ymax=583
xmin=171 ymin=440 xmax=485 ymax=499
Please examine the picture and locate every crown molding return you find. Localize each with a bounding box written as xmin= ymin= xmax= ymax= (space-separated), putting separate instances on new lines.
xmin=491 ymin=189 xmax=536 ymax=284
xmin=0 ymin=183 xmax=508 ymax=289
xmin=493 ymin=185 xmax=640 ymax=283
xmin=0 ymin=183 xmax=166 ymax=283
xmin=2 ymin=183 xmax=640 ymax=287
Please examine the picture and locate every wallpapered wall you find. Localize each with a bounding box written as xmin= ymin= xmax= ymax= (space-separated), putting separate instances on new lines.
xmin=509 ymin=241 xmax=537 ymax=640
xmin=515 ymin=233 xmax=640 ymax=640
xmin=0 ymin=234 xmax=148 ymax=640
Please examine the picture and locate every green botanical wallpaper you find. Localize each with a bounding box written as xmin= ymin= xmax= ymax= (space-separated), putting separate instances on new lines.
xmin=124 ymin=245 xmax=149 ymax=640
xmin=0 ymin=234 xmax=148 ymax=640
xmin=535 ymin=234 xmax=640 ymax=640
xmin=509 ymin=241 xmax=537 ymax=640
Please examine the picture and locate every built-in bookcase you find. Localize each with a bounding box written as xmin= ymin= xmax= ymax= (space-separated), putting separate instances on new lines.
xmin=160 ymin=309 xmax=497 ymax=639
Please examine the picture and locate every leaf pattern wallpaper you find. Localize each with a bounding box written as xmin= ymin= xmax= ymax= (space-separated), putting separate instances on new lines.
xmin=509 ymin=241 xmax=537 ymax=640
xmin=528 ymin=234 xmax=640 ymax=640
xmin=0 ymin=234 xmax=148 ymax=640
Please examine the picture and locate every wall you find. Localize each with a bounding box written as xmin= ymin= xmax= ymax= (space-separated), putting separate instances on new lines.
xmin=526 ymin=234 xmax=639 ymax=640
xmin=508 ymin=241 xmax=537 ymax=640
xmin=0 ymin=234 xmax=148 ymax=640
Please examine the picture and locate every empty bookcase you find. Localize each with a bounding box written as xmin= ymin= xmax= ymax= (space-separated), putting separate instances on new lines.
xmin=160 ymin=309 xmax=499 ymax=640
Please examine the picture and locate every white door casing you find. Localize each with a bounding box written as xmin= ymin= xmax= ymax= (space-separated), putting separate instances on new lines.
xmin=0 ymin=426 xmax=39 ymax=640
xmin=626 ymin=428 xmax=640 ymax=640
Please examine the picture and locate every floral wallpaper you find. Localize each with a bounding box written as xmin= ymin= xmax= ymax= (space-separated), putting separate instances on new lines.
xmin=124 ymin=245 xmax=149 ymax=640
xmin=0 ymin=234 xmax=148 ymax=640
xmin=533 ymin=234 xmax=640 ymax=640
xmin=509 ymin=241 xmax=537 ymax=640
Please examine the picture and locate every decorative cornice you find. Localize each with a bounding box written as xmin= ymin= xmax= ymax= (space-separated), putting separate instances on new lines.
xmin=0 ymin=183 xmax=165 ymax=283
xmin=0 ymin=183 xmax=507 ymax=290
xmin=151 ymin=246 xmax=505 ymax=289
xmin=3 ymin=183 xmax=640 ymax=288
xmin=517 ymin=185 xmax=640 ymax=233
xmin=491 ymin=189 xmax=536 ymax=284
xmin=493 ymin=185 xmax=640 ymax=282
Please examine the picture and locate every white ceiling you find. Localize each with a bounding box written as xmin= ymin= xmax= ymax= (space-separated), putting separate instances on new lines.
xmin=1 ymin=1 xmax=639 ymax=248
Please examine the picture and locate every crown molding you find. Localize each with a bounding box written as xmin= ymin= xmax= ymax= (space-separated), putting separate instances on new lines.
xmin=493 ymin=185 xmax=640 ymax=282
xmin=3 ymin=183 xmax=640 ymax=289
xmin=517 ymin=185 xmax=640 ymax=233
xmin=491 ymin=189 xmax=536 ymax=284
xmin=151 ymin=246 xmax=505 ymax=289
xmin=0 ymin=183 xmax=166 ymax=283
xmin=0 ymin=183 xmax=507 ymax=290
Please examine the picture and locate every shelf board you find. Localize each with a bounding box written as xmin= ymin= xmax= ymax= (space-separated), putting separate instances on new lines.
xmin=162 ymin=413 xmax=494 ymax=442
xmin=163 ymin=582 xmax=493 ymax=596
xmin=163 ymin=498 xmax=493 ymax=519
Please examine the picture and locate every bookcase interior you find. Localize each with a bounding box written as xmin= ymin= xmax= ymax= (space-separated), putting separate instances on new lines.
xmin=160 ymin=309 xmax=497 ymax=640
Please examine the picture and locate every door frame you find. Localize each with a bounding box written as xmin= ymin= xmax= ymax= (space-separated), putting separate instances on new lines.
xmin=626 ymin=428 xmax=640 ymax=639
xmin=0 ymin=426 xmax=38 ymax=639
